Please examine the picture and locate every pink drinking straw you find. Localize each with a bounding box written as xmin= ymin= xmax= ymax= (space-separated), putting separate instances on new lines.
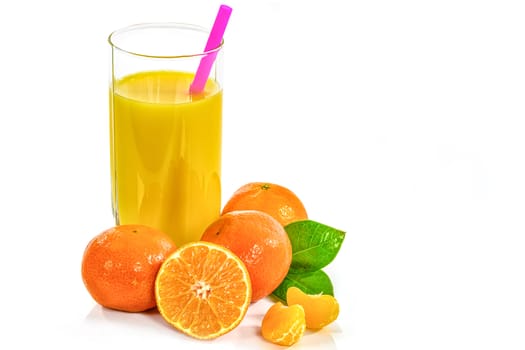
xmin=190 ymin=4 xmax=232 ymax=94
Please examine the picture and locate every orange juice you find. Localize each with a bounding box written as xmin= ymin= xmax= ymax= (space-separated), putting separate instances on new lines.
xmin=110 ymin=70 xmax=222 ymax=246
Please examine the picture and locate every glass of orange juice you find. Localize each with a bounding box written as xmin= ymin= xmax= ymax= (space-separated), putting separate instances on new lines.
xmin=108 ymin=23 xmax=223 ymax=247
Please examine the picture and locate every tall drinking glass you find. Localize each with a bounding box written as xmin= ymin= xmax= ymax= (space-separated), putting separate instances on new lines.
xmin=108 ymin=23 xmax=223 ymax=247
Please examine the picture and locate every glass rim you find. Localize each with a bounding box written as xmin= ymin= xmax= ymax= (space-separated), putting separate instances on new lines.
xmin=107 ymin=22 xmax=224 ymax=59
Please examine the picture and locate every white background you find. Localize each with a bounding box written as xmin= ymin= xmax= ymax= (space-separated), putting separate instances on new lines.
xmin=1 ymin=0 xmax=524 ymax=349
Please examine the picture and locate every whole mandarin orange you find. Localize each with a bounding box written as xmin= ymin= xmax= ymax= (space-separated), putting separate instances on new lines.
xmin=221 ymin=182 xmax=308 ymax=226
xmin=200 ymin=210 xmax=292 ymax=302
xmin=81 ymin=224 xmax=176 ymax=312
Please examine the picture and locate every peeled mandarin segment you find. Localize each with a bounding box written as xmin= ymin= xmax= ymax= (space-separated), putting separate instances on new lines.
xmin=155 ymin=241 xmax=252 ymax=340
xmin=261 ymin=302 xmax=306 ymax=346
xmin=286 ymin=286 xmax=340 ymax=330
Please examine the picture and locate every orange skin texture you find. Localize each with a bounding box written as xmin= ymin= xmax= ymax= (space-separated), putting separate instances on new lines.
xmin=201 ymin=210 xmax=292 ymax=302
xmin=81 ymin=224 xmax=176 ymax=312
xmin=222 ymin=182 xmax=308 ymax=227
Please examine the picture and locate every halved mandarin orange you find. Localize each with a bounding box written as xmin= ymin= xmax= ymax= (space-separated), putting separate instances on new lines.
xmin=154 ymin=241 xmax=252 ymax=339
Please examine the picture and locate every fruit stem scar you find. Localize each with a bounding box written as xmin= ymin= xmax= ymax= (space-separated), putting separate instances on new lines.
xmin=261 ymin=183 xmax=271 ymax=190
xmin=191 ymin=281 xmax=211 ymax=299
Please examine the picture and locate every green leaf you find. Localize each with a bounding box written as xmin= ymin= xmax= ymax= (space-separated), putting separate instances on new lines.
xmin=285 ymin=220 xmax=345 ymax=273
xmin=271 ymin=270 xmax=334 ymax=303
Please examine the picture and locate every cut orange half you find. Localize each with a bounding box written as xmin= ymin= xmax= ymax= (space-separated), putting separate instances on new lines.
xmin=154 ymin=241 xmax=252 ymax=339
